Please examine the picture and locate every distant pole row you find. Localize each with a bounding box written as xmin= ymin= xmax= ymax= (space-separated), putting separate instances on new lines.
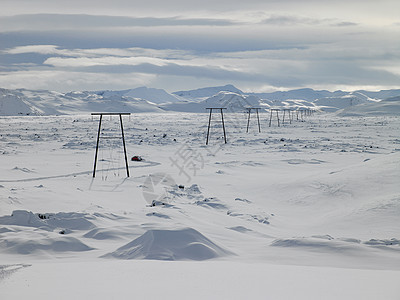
xmin=205 ymin=107 xmax=316 ymax=145
xmin=269 ymin=108 xmax=315 ymax=127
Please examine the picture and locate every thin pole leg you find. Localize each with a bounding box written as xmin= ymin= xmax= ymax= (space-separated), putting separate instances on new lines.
xmin=246 ymin=109 xmax=251 ymax=133
xmin=221 ymin=109 xmax=227 ymax=144
xmin=277 ymin=111 xmax=280 ymax=127
xmin=282 ymin=110 xmax=286 ymax=125
xmin=93 ymin=114 xmax=103 ymax=178
xmin=256 ymin=108 xmax=261 ymax=133
xmin=269 ymin=110 xmax=272 ymax=127
xmin=206 ymin=109 xmax=212 ymax=145
xmin=119 ymin=114 xmax=130 ymax=177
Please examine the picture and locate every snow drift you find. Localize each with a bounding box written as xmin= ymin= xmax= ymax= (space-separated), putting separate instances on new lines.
xmin=0 ymin=235 xmax=93 ymax=255
xmin=0 ymin=210 xmax=95 ymax=231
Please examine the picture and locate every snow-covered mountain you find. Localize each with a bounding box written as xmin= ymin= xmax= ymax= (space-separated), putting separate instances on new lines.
xmin=250 ymin=88 xmax=400 ymax=103
xmin=1 ymin=85 xmax=400 ymax=116
xmin=63 ymin=90 xmax=165 ymax=113
xmin=251 ymin=88 xmax=347 ymax=102
xmin=354 ymin=89 xmax=400 ymax=100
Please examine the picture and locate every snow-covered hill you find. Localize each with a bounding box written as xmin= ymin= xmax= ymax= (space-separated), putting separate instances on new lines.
xmin=172 ymin=84 xmax=243 ymax=100
xmin=161 ymin=91 xmax=264 ymax=113
xmin=337 ymin=96 xmax=400 ymax=116
xmin=313 ymin=95 xmax=370 ymax=112
xmin=99 ymin=86 xmax=183 ymax=104
xmin=62 ymin=90 xmax=165 ymax=113
xmin=355 ymin=89 xmax=400 ymax=100
xmin=252 ymin=88 xmax=347 ymax=102
xmin=0 ymin=88 xmax=42 ymax=116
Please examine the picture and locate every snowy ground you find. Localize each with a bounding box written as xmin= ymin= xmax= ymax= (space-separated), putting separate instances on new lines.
xmin=0 ymin=112 xmax=399 ymax=299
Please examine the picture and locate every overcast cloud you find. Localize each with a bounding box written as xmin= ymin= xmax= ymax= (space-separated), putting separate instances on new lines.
xmin=0 ymin=0 xmax=399 ymax=92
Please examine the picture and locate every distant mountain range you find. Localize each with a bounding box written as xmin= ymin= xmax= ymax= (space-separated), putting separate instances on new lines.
xmin=1 ymin=85 xmax=400 ymax=116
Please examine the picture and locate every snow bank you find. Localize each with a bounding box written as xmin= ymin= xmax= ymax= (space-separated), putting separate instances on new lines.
xmin=104 ymin=228 xmax=233 ymax=261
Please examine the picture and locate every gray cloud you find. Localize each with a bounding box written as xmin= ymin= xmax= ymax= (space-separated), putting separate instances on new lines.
xmin=334 ymin=21 xmax=359 ymax=27
xmin=0 ymin=27 xmax=316 ymax=53
xmin=2 ymin=0 xmax=398 ymax=16
xmin=0 ymin=14 xmax=240 ymax=32
xmin=260 ymin=15 xmax=323 ymax=26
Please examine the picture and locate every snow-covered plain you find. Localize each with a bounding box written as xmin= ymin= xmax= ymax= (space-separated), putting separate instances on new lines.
xmin=1 ymin=111 xmax=400 ymax=299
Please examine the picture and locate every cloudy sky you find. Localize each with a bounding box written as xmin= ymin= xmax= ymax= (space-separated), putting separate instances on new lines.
xmin=1 ymin=0 xmax=399 ymax=92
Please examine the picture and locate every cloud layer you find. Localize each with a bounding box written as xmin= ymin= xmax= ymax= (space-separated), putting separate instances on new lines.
xmin=1 ymin=2 xmax=400 ymax=92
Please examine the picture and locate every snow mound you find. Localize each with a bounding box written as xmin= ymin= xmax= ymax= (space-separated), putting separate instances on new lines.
xmin=0 ymin=210 xmax=96 ymax=231
xmin=104 ymin=228 xmax=233 ymax=261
